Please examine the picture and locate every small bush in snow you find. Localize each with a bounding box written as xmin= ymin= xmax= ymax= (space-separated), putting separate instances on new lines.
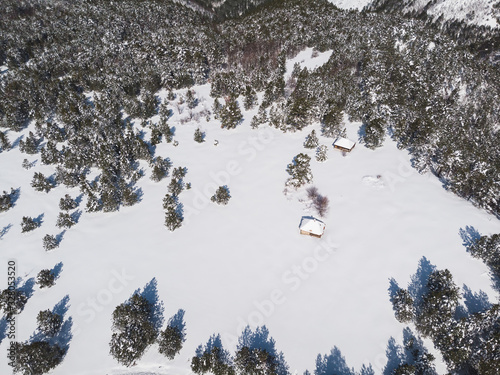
xmin=194 ymin=128 xmax=205 ymax=143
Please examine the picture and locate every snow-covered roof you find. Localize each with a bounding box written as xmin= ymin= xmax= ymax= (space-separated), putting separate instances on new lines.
xmin=333 ymin=137 xmax=355 ymax=150
xmin=299 ymin=217 xmax=325 ymax=236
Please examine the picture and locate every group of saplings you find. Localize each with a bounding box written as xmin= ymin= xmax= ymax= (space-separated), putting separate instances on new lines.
xmin=163 ymin=167 xmax=188 ymax=231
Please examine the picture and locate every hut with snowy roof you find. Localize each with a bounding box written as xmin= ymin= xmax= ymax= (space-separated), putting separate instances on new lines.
xmin=299 ymin=216 xmax=325 ymax=238
xmin=333 ymin=137 xmax=356 ymax=152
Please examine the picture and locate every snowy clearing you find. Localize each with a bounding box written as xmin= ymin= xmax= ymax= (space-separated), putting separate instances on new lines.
xmin=1 ymin=53 xmax=499 ymax=375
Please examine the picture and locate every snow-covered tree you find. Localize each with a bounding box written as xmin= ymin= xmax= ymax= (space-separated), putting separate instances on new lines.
xmin=304 ymin=130 xmax=319 ymax=149
xmin=211 ymin=186 xmax=231 ymax=205
xmin=285 ymin=153 xmax=313 ymax=189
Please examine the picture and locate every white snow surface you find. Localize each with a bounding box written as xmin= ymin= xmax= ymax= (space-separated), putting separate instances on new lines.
xmin=1 ymin=51 xmax=500 ymax=375
xmin=384 ymin=0 xmax=499 ymax=28
xmin=327 ymin=0 xmax=372 ymax=10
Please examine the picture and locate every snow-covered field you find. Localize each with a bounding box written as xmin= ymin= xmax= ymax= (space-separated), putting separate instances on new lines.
xmin=1 ymin=48 xmax=499 ymax=375
xmin=329 ymin=0 xmax=500 ymax=29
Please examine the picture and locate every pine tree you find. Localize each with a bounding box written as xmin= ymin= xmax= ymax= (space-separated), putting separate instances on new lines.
xmin=0 ymin=131 xmax=10 ymax=152
xmin=31 ymin=172 xmax=54 ymax=193
xmin=41 ymin=141 xmax=60 ymax=165
xmin=211 ymin=186 xmax=231 ymax=205
xmin=37 ymin=310 xmax=62 ymax=336
xmin=165 ymin=206 xmax=183 ymax=231
xmin=110 ymin=294 xmax=157 ymax=366
xmin=194 ymin=128 xmax=205 ymax=143
xmin=191 ymin=334 xmax=235 ymax=375
xmin=391 ymin=288 xmax=415 ymax=323
xmin=21 ymin=216 xmax=39 ymax=232
xmin=243 ymin=85 xmax=258 ymax=111
xmin=56 ymin=212 xmax=76 ymax=229
xmin=321 ymin=109 xmax=343 ymax=138
xmin=158 ymin=310 xmax=186 ymax=360
xmin=304 ymin=130 xmax=319 ymax=149
xmin=0 ymin=188 xmax=15 ymax=212
xmin=315 ymin=145 xmax=328 ymax=162
xmin=285 ymin=153 xmax=313 ymax=189
xmin=59 ymin=194 xmax=78 ymax=211
xmin=37 ymin=269 xmax=56 ymax=288
xmin=220 ymin=97 xmax=242 ymax=129
xmin=10 ymin=341 xmax=65 ymax=375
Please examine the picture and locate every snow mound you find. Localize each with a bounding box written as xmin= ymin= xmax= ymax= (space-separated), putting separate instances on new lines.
xmin=362 ymin=175 xmax=385 ymax=189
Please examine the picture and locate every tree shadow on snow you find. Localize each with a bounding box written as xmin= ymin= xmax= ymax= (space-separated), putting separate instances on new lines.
xmin=51 ymin=262 xmax=64 ymax=280
xmin=135 ymin=278 xmax=164 ymax=332
xmin=17 ymin=277 xmax=35 ymax=300
xmin=0 ymin=317 xmax=8 ymax=345
xmin=167 ymin=309 xmax=186 ymax=336
xmin=462 ymin=285 xmax=491 ymax=315
xmin=315 ymin=346 xmax=356 ymax=375
xmin=407 ymin=256 xmax=436 ymax=307
xmin=33 ymin=213 xmax=44 ymax=227
xmin=383 ymin=328 xmax=437 ymax=375
xmin=383 ymin=337 xmax=404 ymax=375
xmin=459 ymin=225 xmax=481 ymax=250
xmin=0 ymin=224 xmax=12 ymax=240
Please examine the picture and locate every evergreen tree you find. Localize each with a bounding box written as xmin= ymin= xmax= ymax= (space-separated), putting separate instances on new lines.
xmin=211 ymin=186 xmax=231 ymax=205
xmin=321 ymin=109 xmax=343 ymax=138
xmin=40 ymin=141 xmax=60 ymax=165
xmin=363 ymin=118 xmax=385 ymax=149
xmin=37 ymin=269 xmax=56 ymax=288
xmin=10 ymin=341 xmax=66 ymax=375
xmin=0 ymin=188 xmax=15 ymax=212
xmin=191 ymin=334 xmax=235 ymax=375
xmin=315 ymin=145 xmax=328 ymax=162
xmin=187 ymin=89 xmax=199 ymax=109
xmin=56 ymin=212 xmax=76 ymax=229
xmin=165 ymin=206 xmax=183 ymax=231
xmin=158 ymin=309 xmax=186 ymax=360
xmin=31 ymin=172 xmax=54 ymax=193
xmin=243 ymin=85 xmax=258 ymax=111
xmin=0 ymin=288 xmax=28 ymax=317
xmin=37 ymin=310 xmax=63 ymax=336
xmin=21 ymin=216 xmax=39 ymax=232
xmin=391 ymin=288 xmax=415 ymax=323
xmin=110 ymin=294 xmax=157 ymax=366
xmin=150 ymin=157 xmax=172 ymax=182
xmin=18 ymin=131 xmax=41 ymax=154
xmin=0 ymin=131 xmax=11 ymax=152
xmin=285 ymin=153 xmax=313 ymax=189
xmin=220 ymin=96 xmax=243 ymax=129
xmin=194 ymin=128 xmax=205 ymax=143
xmin=59 ymin=194 xmax=78 ymax=211
xmin=303 ymin=130 xmax=319 ymax=149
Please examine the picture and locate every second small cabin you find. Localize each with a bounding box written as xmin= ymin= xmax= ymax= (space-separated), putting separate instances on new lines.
xmin=299 ymin=217 xmax=326 ymax=238
xmin=333 ymin=137 xmax=356 ymax=153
